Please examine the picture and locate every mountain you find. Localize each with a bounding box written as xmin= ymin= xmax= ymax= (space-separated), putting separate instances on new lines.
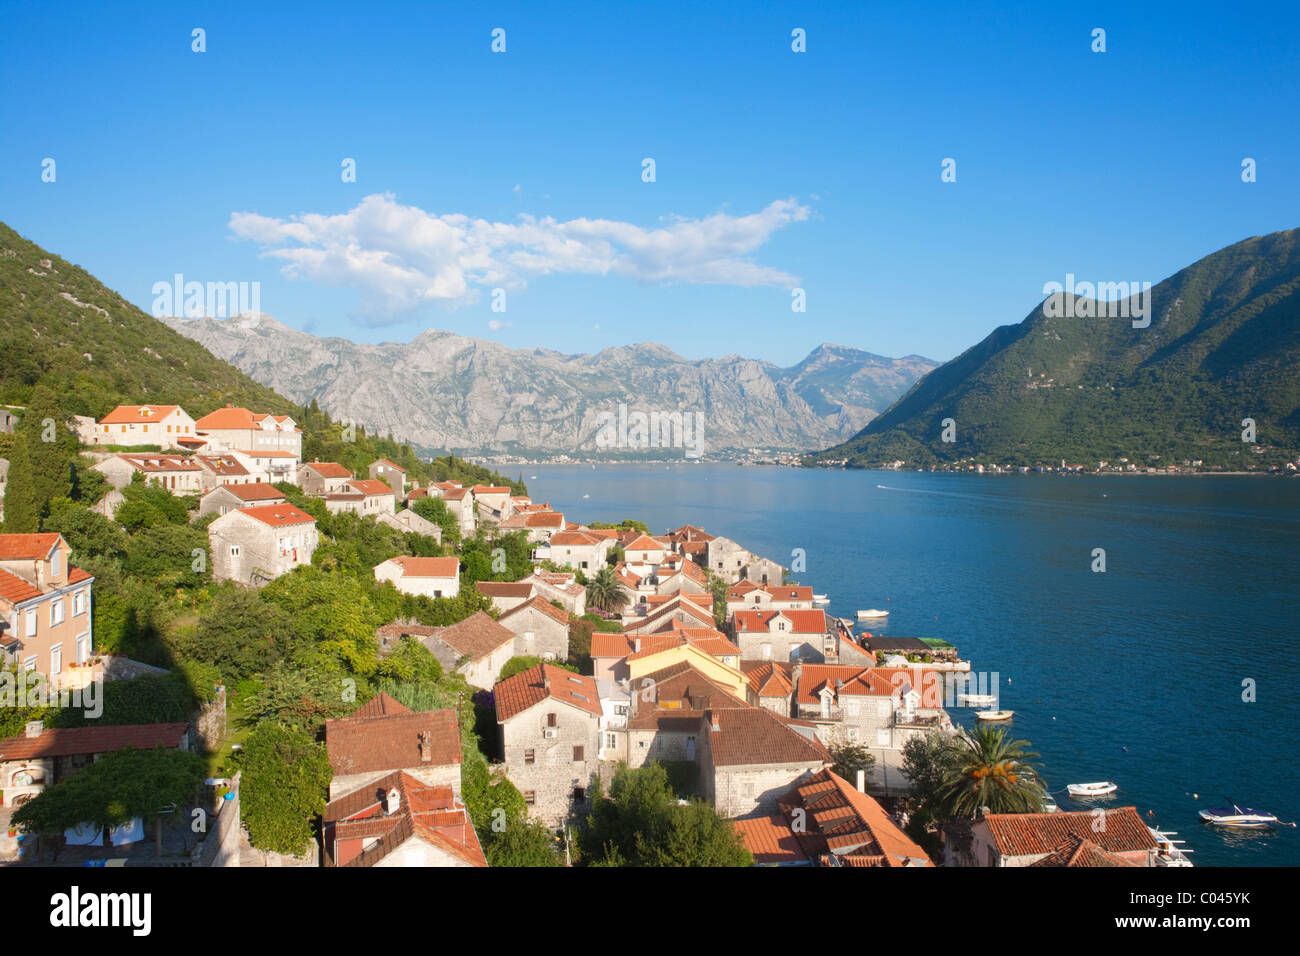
xmin=809 ymin=228 xmax=1300 ymax=469
xmin=162 ymin=315 xmax=937 ymax=457
xmin=0 ymin=222 xmax=291 ymax=418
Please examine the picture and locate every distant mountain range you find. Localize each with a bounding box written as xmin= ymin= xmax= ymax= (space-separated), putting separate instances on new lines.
xmin=164 ymin=314 xmax=937 ymax=457
xmin=809 ymin=228 xmax=1300 ymax=469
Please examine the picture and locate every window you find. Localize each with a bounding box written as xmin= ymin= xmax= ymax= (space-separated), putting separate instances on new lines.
xmin=606 ymin=733 xmax=616 ymax=749
xmin=546 ymin=712 xmax=557 ymax=727
xmin=24 ymin=609 xmax=37 ymax=637
xmin=50 ymin=599 xmax=64 ymax=627
xmin=845 ymin=700 xmax=859 ymax=717
xmin=523 ymin=749 xmax=536 ymax=765
xmin=51 ymin=548 xmax=61 ymax=578
xmin=761 ymin=643 xmax=772 ymax=660
xmin=572 ymin=746 xmax=584 ymax=761
xmin=524 ymin=791 xmax=535 ymax=806
xmin=23 ymin=656 xmax=37 ymax=672
xmin=846 ymin=728 xmax=860 ymax=742
xmin=572 ymin=786 xmax=586 ymax=802
xmin=230 ymin=546 xmax=240 ymax=557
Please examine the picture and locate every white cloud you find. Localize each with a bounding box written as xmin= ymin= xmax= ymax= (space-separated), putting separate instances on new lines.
xmin=228 ymin=192 xmax=808 ymax=323
xmin=488 ymin=319 xmax=511 ymax=331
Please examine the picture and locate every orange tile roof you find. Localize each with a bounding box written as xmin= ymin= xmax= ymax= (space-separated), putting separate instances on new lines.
xmin=371 ymin=458 xmax=406 ymax=473
xmin=494 ymin=662 xmax=602 ymax=721
xmin=349 ymin=478 xmax=396 ymax=496
xmin=98 ymin=404 xmax=181 ymax=424
xmin=781 ymin=769 xmax=934 ymax=866
xmin=624 ymin=534 xmax=665 ymax=552
xmin=195 ymin=455 xmax=249 ymax=476
xmin=733 ymin=608 xmax=828 ymax=634
xmin=1029 ymin=833 xmax=1140 ymax=867
xmin=549 ymin=530 xmax=604 ymax=547
xmin=388 ymin=556 xmax=460 ymax=578
xmin=733 ymin=814 xmax=810 ymax=865
xmin=983 ymin=808 xmax=1156 ymax=858
xmin=234 ymin=503 xmax=316 ymax=527
xmin=705 ymin=707 xmax=831 ymax=767
xmin=743 ymin=661 xmax=795 ymax=698
xmin=425 ymin=611 xmax=514 ymax=661
xmin=117 ymin=453 xmax=200 ymax=472
xmin=325 ymin=695 xmax=461 ymax=777
xmin=194 ymin=405 xmax=263 ymax=430
xmin=475 ymin=580 xmax=534 ymax=599
xmin=0 ymin=533 xmax=61 ymax=560
xmin=498 ymin=594 xmax=570 ymax=627
xmin=471 ymin=485 xmax=512 ymax=495
xmin=0 ymin=567 xmax=44 ymax=604
xmin=212 ymin=482 xmax=285 ymax=502
xmin=0 ymin=722 xmax=188 ymax=760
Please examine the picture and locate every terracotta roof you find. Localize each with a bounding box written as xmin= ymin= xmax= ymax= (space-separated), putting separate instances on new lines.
xmin=210 ymin=482 xmax=285 ymax=502
xmin=426 ymin=611 xmax=514 ymax=661
xmin=387 ymin=556 xmax=460 ymax=578
xmin=494 ymin=662 xmax=602 ymax=721
xmin=116 ymin=453 xmax=200 ymax=472
xmin=98 ymin=404 xmax=182 ymax=424
xmin=549 ymin=530 xmax=605 ymax=547
xmin=323 ymin=770 xmax=485 ymax=868
xmin=743 ymin=661 xmax=794 ymax=698
xmin=193 ymin=406 xmax=281 ymax=430
xmin=475 ymin=580 xmax=534 ymax=599
xmin=1029 ymin=833 xmax=1140 ymax=867
xmin=733 ymin=814 xmax=810 ymax=865
xmin=471 ymin=485 xmax=512 ymax=495
xmin=195 ymin=455 xmax=250 ymax=476
xmin=349 ymin=478 xmax=396 ymax=497
xmin=325 ymin=696 xmax=461 ymax=777
xmin=0 ymin=722 xmax=188 ymax=761
xmin=498 ymin=594 xmax=570 ymax=627
xmin=733 ymin=609 xmax=828 ymax=634
xmin=624 ymin=534 xmax=665 ymax=552
xmin=371 ymin=458 xmax=406 ymax=473
xmin=0 ymin=533 xmax=61 ymax=560
xmin=983 ymin=808 xmax=1157 ymax=859
xmin=590 ymin=631 xmax=636 ymax=660
xmin=0 ymin=567 xmax=44 ymax=604
xmin=67 ymin=567 xmax=93 ymax=585
xmin=532 ymin=569 xmax=583 ymax=592
xmin=302 ymin=461 xmax=353 ymax=479
xmin=441 ymin=487 xmax=470 ymax=501
xmin=233 ymin=503 xmax=316 ymax=527
xmin=780 ymin=769 xmax=934 ymax=866
xmin=627 ymin=662 xmax=748 ymax=730
xmin=705 ymin=706 xmax=830 ymax=767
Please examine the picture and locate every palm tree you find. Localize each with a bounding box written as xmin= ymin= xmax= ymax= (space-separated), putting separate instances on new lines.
xmin=937 ymin=726 xmax=1044 ymax=819
xmin=586 ymin=566 xmax=629 ymax=614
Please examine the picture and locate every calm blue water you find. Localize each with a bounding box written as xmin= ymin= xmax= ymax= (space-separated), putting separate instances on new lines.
xmin=519 ymin=464 xmax=1300 ymax=867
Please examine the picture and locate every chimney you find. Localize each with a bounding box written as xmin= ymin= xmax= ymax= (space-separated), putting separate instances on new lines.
xmin=385 ymin=787 xmax=401 ymax=814
xmin=856 ymin=769 xmax=866 ymax=793
xmin=25 ymin=720 xmax=44 ymax=738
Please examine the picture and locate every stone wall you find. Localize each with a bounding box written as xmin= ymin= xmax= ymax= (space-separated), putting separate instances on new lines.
xmin=192 ymin=772 xmax=242 ymax=867
xmin=502 ymin=702 xmax=600 ymax=827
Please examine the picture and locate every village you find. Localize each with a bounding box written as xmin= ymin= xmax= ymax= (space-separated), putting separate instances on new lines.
xmin=0 ymin=402 xmax=1183 ymax=869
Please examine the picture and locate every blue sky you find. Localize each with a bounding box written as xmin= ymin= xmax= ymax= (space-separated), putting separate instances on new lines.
xmin=2 ymin=1 xmax=1297 ymax=366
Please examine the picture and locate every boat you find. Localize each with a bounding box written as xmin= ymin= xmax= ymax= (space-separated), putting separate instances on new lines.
xmin=1042 ymin=791 xmax=1060 ymax=813
xmin=857 ymin=609 xmax=889 ymax=620
xmin=812 ymin=594 xmax=830 ymax=605
xmin=1149 ymin=827 xmax=1194 ymax=867
xmin=975 ymin=710 xmax=1014 ymax=721
xmin=1067 ymin=781 xmax=1118 ymax=797
xmin=1198 ymin=805 xmax=1279 ymax=828
xmin=958 ymin=693 xmax=997 ymax=707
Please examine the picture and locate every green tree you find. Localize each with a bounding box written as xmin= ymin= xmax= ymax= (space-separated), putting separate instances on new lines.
xmin=936 ymin=726 xmax=1043 ymax=819
xmin=485 ymin=817 xmax=564 ymax=867
xmin=184 ymin=588 xmax=294 ymax=681
xmin=1 ymin=429 xmax=39 ymax=532
xmin=585 ymin=566 xmax=629 ymax=614
xmin=236 ymin=722 xmax=332 ymax=857
xmin=828 ymin=740 xmax=877 ymax=783
xmin=42 ymin=499 xmax=128 ymax=563
xmin=245 ymin=660 xmax=355 ymax=733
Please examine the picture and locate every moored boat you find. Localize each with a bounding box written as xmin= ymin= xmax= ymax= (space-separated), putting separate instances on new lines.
xmin=812 ymin=594 xmax=830 ymax=605
xmin=1067 ymin=781 xmax=1118 ymax=797
xmin=974 ymin=709 xmax=1014 ymax=721
xmin=958 ymin=693 xmax=997 ymax=706
xmin=857 ymin=608 xmax=889 ymax=620
xmin=1198 ymin=805 xmax=1279 ymax=828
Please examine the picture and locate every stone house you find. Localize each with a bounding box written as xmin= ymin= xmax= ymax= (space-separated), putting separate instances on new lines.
xmin=497 ymin=509 xmax=566 ymax=544
xmin=496 ymin=595 xmax=570 ymax=662
xmin=471 ymin=485 xmax=514 ymax=524
xmin=92 ymin=404 xmax=196 ymax=448
xmin=418 ymin=611 xmax=515 ymax=689
xmin=741 ymin=661 xmax=795 ymax=717
xmin=193 ymin=454 xmax=257 ymax=491
xmin=0 ymin=533 xmax=95 ymax=680
xmin=198 ymin=482 xmax=286 ymax=518
xmin=368 ymin=459 xmax=408 ymax=496
xmin=624 ymin=661 xmax=748 ymax=769
xmin=0 ymin=721 xmax=190 ymax=808
xmin=207 ymin=503 xmax=318 ymax=586
xmin=947 ymin=808 xmax=1158 ymax=868
xmin=725 ymin=582 xmax=815 ymax=616
xmin=475 ymin=580 xmax=535 ymax=615
xmin=373 ymin=556 xmax=460 ymax=600
xmin=376 ymin=508 xmax=441 ymax=543
xmin=229 ymin=449 xmax=299 ymax=485
xmin=792 ymin=664 xmax=953 ymax=755
xmin=322 ymin=770 xmax=485 ymax=868
xmin=732 ymin=608 xmax=833 ymax=663
xmin=298 ymin=461 xmax=353 ymax=495
xmin=439 ymin=486 xmax=477 ymax=537
xmin=93 ymin=453 xmax=204 ymax=494
xmin=529 ymin=569 xmax=586 ymax=617
xmin=494 ymin=663 xmax=603 ymax=827
xmin=698 ymin=705 xmax=830 ymax=818
xmin=324 ymin=693 xmax=461 ymax=801
xmin=323 ymin=478 xmax=397 ymax=517
xmin=539 ymin=530 xmax=613 ymax=573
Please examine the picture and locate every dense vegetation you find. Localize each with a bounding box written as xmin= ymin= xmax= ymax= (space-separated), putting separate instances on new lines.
xmin=808 ymin=228 xmax=1300 ymax=470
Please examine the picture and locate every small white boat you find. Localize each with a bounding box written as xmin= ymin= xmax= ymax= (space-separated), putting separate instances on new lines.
xmin=1067 ymin=781 xmax=1118 ymax=797
xmin=975 ymin=710 xmax=1014 ymax=722
xmin=1042 ymin=791 xmax=1060 ymax=813
xmin=1198 ymin=805 xmax=1279 ymax=828
xmin=958 ymin=693 xmax=997 ymax=707
xmin=812 ymin=594 xmax=830 ymax=605
xmin=857 ymin=609 xmax=889 ymax=620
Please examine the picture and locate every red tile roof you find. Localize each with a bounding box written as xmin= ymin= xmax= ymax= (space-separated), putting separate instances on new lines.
xmin=0 ymin=722 xmax=188 ymax=760
xmin=212 ymin=482 xmax=285 ymax=502
xmin=743 ymin=661 xmax=795 ymax=698
xmin=494 ymin=662 xmax=602 ymax=721
xmin=98 ymin=404 xmax=182 ymax=424
xmin=705 ymin=707 xmax=831 ymax=768
xmin=425 ymin=611 xmax=514 ymax=661
xmin=780 ymin=769 xmax=934 ymax=866
xmin=195 ymin=406 xmax=295 ymax=430
xmin=195 ymin=455 xmax=249 ymax=476
xmin=983 ymin=808 xmax=1157 ymax=859
xmin=349 ymin=478 xmax=396 ymax=497
xmin=733 ymin=814 xmax=809 ymax=865
xmin=387 ymin=556 xmax=459 ymax=578
xmin=0 ymin=533 xmax=61 ymax=561
xmin=325 ymin=695 xmax=461 ymax=777
xmin=371 ymin=458 xmax=406 ymax=473
xmin=475 ymin=580 xmax=534 ymax=599
xmin=234 ymin=503 xmax=316 ymax=527
xmin=0 ymin=567 xmax=44 ymax=604
xmin=733 ymin=608 xmax=828 ymax=634
xmin=549 ymin=530 xmax=605 ymax=547
xmin=498 ymin=594 xmax=570 ymax=627
xmin=1029 ymin=833 xmax=1140 ymax=867
xmin=116 ymin=453 xmax=201 ymax=472
xmin=302 ymin=461 xmax=353 ymax=479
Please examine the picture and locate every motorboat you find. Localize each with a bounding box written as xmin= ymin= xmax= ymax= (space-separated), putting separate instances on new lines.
xmin=857 ymin=609 xmax=889 ymax=620
xmin=812 ymin=594 xmax=830 ymax=605
xmin=1067 ymin=781 xmax=1118 ymax=797
xmin=1042 ymin=791 xmax=1060 ymax=813
xmin=975 ymin=710 xmax=1014 ymax=721
xmin=1149 ymin=827 xmax=1194 ymax=866
xmin=958 ymin=693 xmax=997 ymax=707
xmin=1198 ymin=805 xmax=1279 ymax=828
